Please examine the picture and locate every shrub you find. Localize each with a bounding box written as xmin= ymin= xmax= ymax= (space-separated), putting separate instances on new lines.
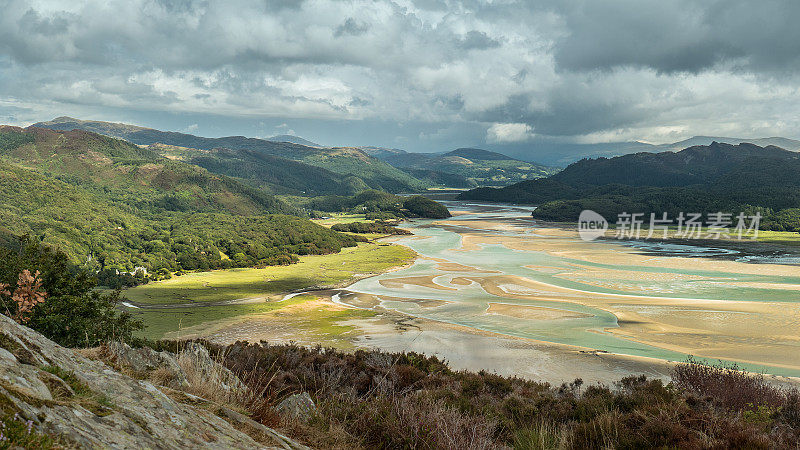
xmin=672 ymin=357 xmax=785 ymax=411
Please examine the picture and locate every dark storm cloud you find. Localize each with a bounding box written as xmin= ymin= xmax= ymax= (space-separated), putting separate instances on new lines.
xmin=335 ymin=18 xmax=370 ymax=37
xmin=554 ymin=0 xmax=800 ymax=74
xmin=456 ymin=31 xmax=501 ymax=50
xmin=0 ymin=0 xmax=798 ymax=153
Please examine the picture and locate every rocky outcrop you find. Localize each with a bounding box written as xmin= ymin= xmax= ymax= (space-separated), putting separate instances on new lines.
xmin=0 ymin=314 xmax=307 ymax=449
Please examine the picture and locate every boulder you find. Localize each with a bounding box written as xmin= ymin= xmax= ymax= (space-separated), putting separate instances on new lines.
xmin=108 ymin=341 xmax=188 ymax=388
xmin=276 ymin=392 xmax=317 ymax=422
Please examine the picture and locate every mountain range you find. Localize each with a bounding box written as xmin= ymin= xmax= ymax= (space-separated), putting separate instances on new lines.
xmin=33 ymin=117 xmax=558 ymax=190
xmin=34 ymin=117 xmax=427 ymax=194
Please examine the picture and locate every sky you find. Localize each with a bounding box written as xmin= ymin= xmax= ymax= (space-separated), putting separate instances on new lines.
xmin=1 ymin=0 xmax=800 ymax=159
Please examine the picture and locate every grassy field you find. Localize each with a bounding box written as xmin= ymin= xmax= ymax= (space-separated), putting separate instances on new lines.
xmin=125 ymin=242 xmax=415 ymax=305
xmin=132 ymin=294 xmax=377 ymax=341
xmin=125 ymin=241 xmax=414 ymax=339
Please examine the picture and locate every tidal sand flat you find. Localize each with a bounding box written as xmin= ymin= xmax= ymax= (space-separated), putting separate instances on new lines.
xmin=345 ymin=201 xmax=800 ymax=377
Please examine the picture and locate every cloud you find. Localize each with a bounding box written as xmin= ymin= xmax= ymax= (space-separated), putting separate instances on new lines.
xmin=486 ymin=123 xmax=534 ymax=143
xmin=0 ymin=0 xmax=799 ymax=155
xmin=334 ymin=18 xmax=370 ymax=37
xmin=553 ymin=0 xmax=800 ymax=75
xmin=275 ymin=123 xmax=296 ymax=135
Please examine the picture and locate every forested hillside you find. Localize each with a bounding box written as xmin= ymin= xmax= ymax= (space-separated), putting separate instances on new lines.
xmin=151 ymin=143 xmax=368 ymax=196
xmin=460 ymin=142 xmax=800 ymax=231
xmin=0 ymin=127 xmax=358 ymax=277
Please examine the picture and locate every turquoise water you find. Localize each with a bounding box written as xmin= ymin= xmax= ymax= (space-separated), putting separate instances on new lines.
xmin=347 ymin=202 xmax=800 ymax=377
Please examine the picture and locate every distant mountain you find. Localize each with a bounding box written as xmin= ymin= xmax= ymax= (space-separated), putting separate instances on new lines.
xmin=482 ymin=135 xmax=800 ymax=166
xmin=33 ymin=117 xmax=428 ymax=193
xmin=549 ymin=142 xmax=795 ymax=187
xmin=358 ymin=146 xmax=407 ymax=158
xmin=459 ymin=142 xmax=800 ymax=231
xmin=1 ymin=125 xmax=294 ymax=216
xmin=372 ymin=147 xmax=558 ymax=187
xmin=149 ymin=143 xmax=368 ymax=196
xmin=662 ymin=136 xmax=800 ymax=152
xmin=267 ymin=134 xmax=322 ymax=147
xmin=396 ymin=168 xmax=477 ymax=189
xmin=444 ymin=148 xmax=520 ymax=161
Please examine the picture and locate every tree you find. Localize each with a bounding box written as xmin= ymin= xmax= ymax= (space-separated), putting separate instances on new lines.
xmin=0 ymin=236 xmax=143 ymax=347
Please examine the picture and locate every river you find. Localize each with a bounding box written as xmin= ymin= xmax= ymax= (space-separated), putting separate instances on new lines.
xmin=346 ymin=201 xmax=800 ymax=377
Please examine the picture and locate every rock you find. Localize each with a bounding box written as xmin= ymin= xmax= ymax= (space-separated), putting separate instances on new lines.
xmin=108 ymin=341 xmax=188 ymax=388
xmin=276 ymin=392 xmax=316 ymax=422
xmin=177 ymin=342 xmax=246 ymax=394
xmin=0 ymin=314 xmax=307 ymax=449
xmin=107 ymin=340 xmax=245 ymax=395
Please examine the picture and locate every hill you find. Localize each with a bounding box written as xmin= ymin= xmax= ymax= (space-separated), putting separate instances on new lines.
xmin=150 ymin=143 xmax=367 ymax=196
xmin=459 ymin=142 xmax=800 ymax=231
xmin=267 ymin=134 xmax=322 ymax=147
xmin=33 ymin=117 xmax=427 ymax=193
xmin=296 ymin=190 xmax=452 ymax=220
xmin=444 ymin=147 xmax=518 ymax=161
xmin=549 ymin=142 xmax=796 ymax=187
xmin=0 ymin=126 xmax=358 ymax=275
xmin=376 ymin=147 xmax=558 ymax=187
xmin=1 ymin=126 xmax=293 ymax=216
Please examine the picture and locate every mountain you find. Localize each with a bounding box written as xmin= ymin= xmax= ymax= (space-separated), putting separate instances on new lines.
xmin=267 ymin=134 xmax=322 ymax=147
xmin=2 ymin=126 xmax=292 ymax=216
xmin=459 ymin=142 xmax=800 ymax=231
xmin=374 ymin=147 xmax=558 ymax=187
xmin=358 ymin=146 xmax=407 ymax=158
xmin=444 ymin=147 xmax=519 ymax=161
xmin=481 ymin=135 xmax=800 ymax=166
xmin=33 ymin=117 xmax=428 ymax=193
xmin=0 ymin=125 xmax=358 ymax=273
xmin=397 ymin=168 xmax=476 ymax=189
xmin=548 ymin=142 xmax=795 ymax=187
xmin=663 ymin=136 xmax=800 ymax=152
xmin=149 ymin=143 xmax=368 ymax=196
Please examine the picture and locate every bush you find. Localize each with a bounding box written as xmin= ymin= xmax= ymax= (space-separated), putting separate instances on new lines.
xmin=672 ymin=357 xmax=785 ymax=411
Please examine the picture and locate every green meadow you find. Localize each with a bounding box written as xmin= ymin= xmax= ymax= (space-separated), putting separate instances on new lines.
xmin=126 ymin=242 xmax=414 ymax=305
xmin=126 ymin=242 xmax=414 ymax=339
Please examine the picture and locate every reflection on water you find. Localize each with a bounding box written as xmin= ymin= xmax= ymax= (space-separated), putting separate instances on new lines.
xmin=346 ymin=201 xmax=800 ymax=376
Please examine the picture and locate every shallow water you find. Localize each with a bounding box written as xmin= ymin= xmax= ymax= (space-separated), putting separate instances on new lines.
xmin=347 ymin=202 xmax=800 ymax=376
